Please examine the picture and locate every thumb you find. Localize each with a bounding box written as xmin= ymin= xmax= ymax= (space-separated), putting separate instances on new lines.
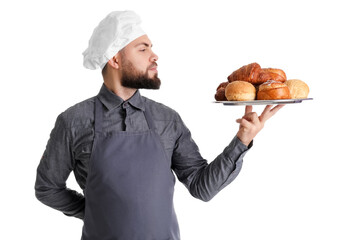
xmin=245 ymin=105 xmax=253 ymax=115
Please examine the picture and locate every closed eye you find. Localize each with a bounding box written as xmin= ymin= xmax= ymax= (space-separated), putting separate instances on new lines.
xmin=135 ymin=42 xmax=153 ymax=52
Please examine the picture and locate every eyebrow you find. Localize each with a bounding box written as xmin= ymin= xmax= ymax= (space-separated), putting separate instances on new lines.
xmin=135 ymin=42 xmax=153 ymax=48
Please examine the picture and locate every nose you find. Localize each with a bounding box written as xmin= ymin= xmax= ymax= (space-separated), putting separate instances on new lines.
xmin=150 ymin=50 xmax=158 ymax=62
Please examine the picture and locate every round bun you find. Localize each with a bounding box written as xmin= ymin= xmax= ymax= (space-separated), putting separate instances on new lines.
xmin=257 ymin=80 xmax=291 ymax=100
xmin=285 ymin=79 xmax=309 ymax=99
xmin=258 ymin=68 xmax=287 ymax=83
xmin=225 ymin=81 xmax=256 ymax=101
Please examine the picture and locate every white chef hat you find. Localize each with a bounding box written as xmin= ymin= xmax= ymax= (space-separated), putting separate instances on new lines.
xmin=82 ymin=10 xmax=145 ymax=70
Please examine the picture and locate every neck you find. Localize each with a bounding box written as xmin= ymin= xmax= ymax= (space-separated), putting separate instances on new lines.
xmin=103 ymin=72 xmax=137 ymax=101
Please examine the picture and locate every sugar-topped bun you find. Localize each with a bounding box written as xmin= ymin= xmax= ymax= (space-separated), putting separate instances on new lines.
xmin=257 ymin=80 xmax=291 ymax=100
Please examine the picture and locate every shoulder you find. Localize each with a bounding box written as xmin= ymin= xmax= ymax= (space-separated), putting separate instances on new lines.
xmin=142 ymin=96 xmax=182 ymax=123
xmin=57 ymin=96 xmax=95 ymax=128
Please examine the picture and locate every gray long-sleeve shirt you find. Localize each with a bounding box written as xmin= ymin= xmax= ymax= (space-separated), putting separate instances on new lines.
xmin=35 ymin=83 xmax=252 ymax=219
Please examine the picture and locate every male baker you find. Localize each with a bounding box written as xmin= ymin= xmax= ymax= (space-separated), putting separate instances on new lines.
xmin=35 ymin=10 xmax=284 ymax=240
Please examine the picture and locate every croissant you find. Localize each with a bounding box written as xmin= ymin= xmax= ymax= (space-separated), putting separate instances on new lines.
xmin=258 ymin=68 xmax=287 ymax=83
xmin=227 ymin=62 xmax=262 ymax=84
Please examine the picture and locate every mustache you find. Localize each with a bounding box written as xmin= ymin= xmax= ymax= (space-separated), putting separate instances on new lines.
xmin=148 ymin=62 xmax=158 ymax=70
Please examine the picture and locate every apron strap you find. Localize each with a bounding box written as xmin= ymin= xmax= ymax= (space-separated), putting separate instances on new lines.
xmin=94 ymin=97 xmax=103 ymax=133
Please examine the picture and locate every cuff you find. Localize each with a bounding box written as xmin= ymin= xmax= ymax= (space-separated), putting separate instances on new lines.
xmin=214 ymin=136 xmax=253 ymax=194
xmin=223 ymin=136 xmax=253 ymax=161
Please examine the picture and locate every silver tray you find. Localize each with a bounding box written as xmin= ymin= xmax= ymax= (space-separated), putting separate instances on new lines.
xmin=214 ymin=98 xmax=313 ymax=106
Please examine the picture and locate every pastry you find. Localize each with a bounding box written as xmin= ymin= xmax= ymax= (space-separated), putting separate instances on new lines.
xmin=257 ymin=80 xmax=291 ymax=100
xmin=227 ymin=63 xmax=262 ymax=84
xmin=215 ymin=88 xmax=227 ymax=101
xmin=216 ymin=82 xmax=229 ymax=90
xmin=214 ymin=82 xmax=228 ymax=101
xmin=285 ymin=79 xmax=309 ymax=99
xmin=225 ymin=81 xmax=256 ymax=101
xmin=258 ymin=68 xmax=287 ymax=83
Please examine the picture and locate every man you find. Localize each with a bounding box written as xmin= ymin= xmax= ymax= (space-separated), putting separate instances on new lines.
xmin=35 ymin=11 xmax=283 ymax=240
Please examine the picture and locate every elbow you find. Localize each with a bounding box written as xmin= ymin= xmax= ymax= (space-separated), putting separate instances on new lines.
xmin=190 ymin=188 xmax=217 ymax=202
xmin=34 ymin=182 xmax=54 ymax=206
xmin=34 ymin=170 xmax=56 ymax=206
xmin=199 ymin=196 xmax=213 ymax=202
xmin=34 ymin=185 xmax=61 ymax=210
xmin=187 ymin=177 xmax=218 ymax=202
xmin=35 ymin=186 xmax=47 ymax=204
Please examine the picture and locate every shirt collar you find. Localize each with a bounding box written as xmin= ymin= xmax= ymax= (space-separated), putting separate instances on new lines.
xmin=97 ymin=83 xmax=145 ymax=111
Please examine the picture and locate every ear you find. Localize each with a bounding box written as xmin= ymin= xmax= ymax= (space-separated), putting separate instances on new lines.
xmin=107 ymin=55 xmax=120 ymax=69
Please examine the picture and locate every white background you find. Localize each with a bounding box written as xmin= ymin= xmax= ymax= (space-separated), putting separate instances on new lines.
xmin=1 ymin=0 xmax=337 ymax=239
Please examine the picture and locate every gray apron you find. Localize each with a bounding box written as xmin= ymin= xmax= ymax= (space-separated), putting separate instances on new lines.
xmin=81 ymin=97 xmax=180 ymax=240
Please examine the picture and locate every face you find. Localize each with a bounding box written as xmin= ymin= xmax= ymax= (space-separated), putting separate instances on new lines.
xmin=119 ymin=35 xmax=161 ymax=89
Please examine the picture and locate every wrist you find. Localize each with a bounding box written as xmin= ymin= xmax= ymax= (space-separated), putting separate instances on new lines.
xmin=236 ymin=134 xmax=252 ymax=147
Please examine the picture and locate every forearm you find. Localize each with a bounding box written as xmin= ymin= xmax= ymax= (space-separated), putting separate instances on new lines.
xmin=188 ymin=136 xmax=252 ymax=202
xmin=35 ymin=179 xmax=85 ymax=219
xmin=35 ymin=113 xmax=85 ymax=219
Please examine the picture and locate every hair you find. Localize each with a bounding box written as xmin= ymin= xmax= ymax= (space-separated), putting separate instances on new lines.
xmin=101 ymin=48 xmax=126 ymax=76
xmin=101 ymin=63 xmax=108 ymax=76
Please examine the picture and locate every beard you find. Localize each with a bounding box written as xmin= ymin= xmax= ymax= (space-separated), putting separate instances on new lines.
xmin=120 ymin=58 xmax=161 ymax=90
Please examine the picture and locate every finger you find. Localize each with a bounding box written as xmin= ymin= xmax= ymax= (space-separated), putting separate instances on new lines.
xmin=236 ymin=117 xmax=252 ymax=128
xmin=243 ymin=112 xmax=259 ymax=123
xmin=270 ymin=104 xmax=285 ymax=114
xmin=266 ymin=104 xmax=284 ymax=120
xmin=259 ymin=104 xmax=285 ymax=122
xmin=261 ymin=105 xmax=273 ymax=116
xmin=245 ymin=105 xmax=253 ymax=115
xmin=258 ymin=105 xmax=273 ymax=122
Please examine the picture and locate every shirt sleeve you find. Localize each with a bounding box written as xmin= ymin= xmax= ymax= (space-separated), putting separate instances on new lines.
xmin=35 ymin=113 xmax=85 ymax=219
xmin=172 ymin=117 xmax=252 ymax=202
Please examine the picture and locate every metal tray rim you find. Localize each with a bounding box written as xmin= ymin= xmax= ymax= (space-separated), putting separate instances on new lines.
xmin=214 ymin=98 xmax=313 ymax=106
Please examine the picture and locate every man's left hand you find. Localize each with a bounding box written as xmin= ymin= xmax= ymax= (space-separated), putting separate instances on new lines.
xmin=236 ymin=105 xmax=284 ymax=146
